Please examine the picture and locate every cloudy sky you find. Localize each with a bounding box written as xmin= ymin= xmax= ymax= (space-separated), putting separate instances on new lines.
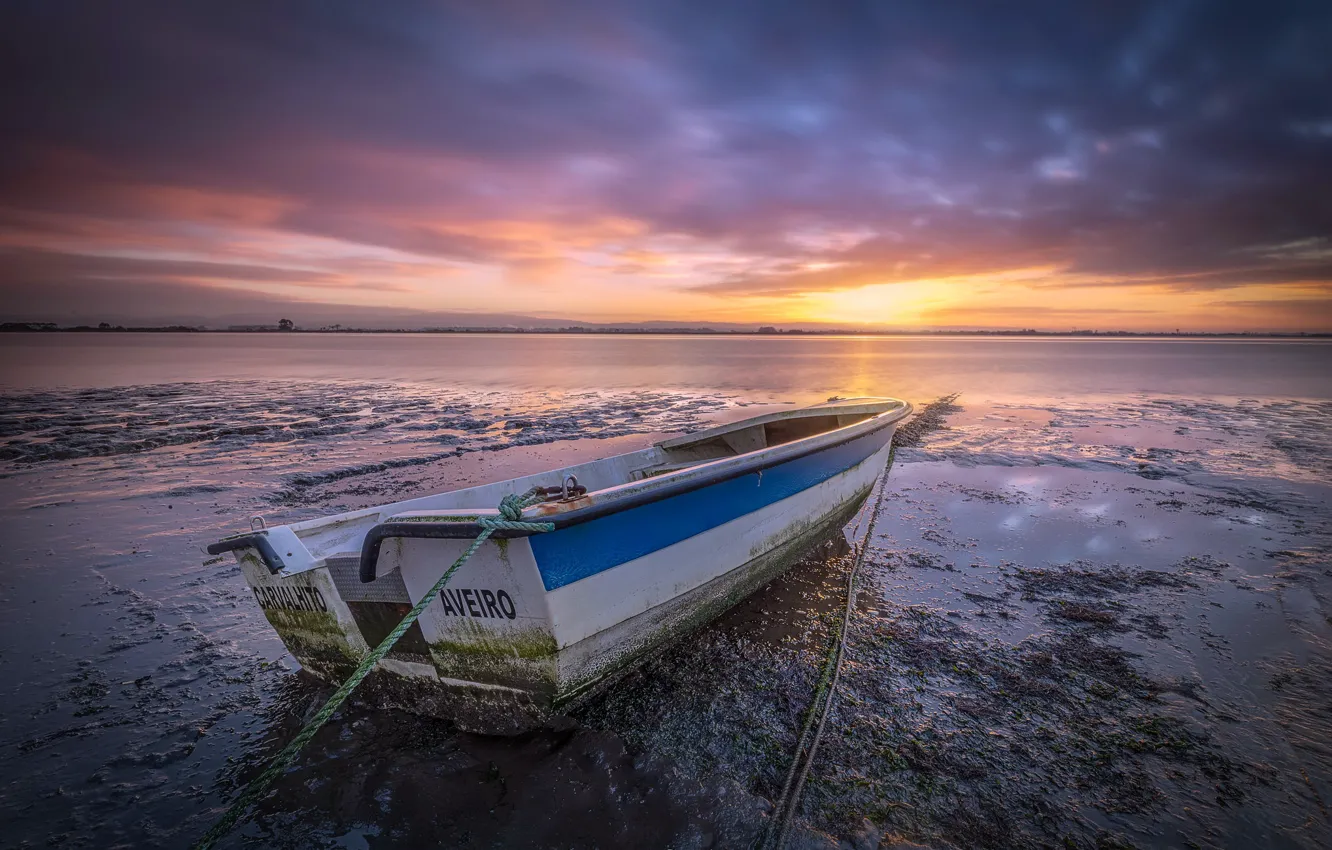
xmin=2 ymin=0 xmax=1330 ymax=330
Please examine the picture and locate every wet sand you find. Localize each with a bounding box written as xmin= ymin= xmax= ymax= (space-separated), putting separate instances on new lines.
xmin=1 ymin=375 xmax=1329 ymax=848
xmin=0 ymin=384 xmax=753 ymax=848
xmin=573 ymin=396 xmax=1332 ymax=849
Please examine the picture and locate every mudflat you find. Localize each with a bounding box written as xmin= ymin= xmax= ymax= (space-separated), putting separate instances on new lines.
xmin=0 ymin=335 xmax=1328 ymax=848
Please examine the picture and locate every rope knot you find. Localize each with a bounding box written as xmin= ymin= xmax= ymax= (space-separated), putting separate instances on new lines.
xmin=497 ymin=492 xmax=527 ymax=521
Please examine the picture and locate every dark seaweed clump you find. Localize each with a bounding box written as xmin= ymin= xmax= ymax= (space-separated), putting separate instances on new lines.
xmin=893 ymin=394 xmax=962 ymax=448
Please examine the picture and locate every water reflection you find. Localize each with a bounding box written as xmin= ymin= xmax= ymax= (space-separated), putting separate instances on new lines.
xmin=2 ymin=334 xmax=1329 ymax=402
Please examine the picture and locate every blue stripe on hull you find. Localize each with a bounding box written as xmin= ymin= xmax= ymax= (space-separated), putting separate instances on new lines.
xmin=530 ymin=427 xmax=891 ymax=591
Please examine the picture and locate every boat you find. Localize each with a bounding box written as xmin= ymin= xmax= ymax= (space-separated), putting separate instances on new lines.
xmin=208 ymin=396 xmax=911 ymax=733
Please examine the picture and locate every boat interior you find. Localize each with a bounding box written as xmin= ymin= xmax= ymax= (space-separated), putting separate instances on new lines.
xmin=282 ymin=398 xmax=904 ymax=565
xmin=642 ymin=397 xmax=895 ymax=477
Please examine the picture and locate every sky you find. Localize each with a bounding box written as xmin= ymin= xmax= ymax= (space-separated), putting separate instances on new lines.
xmin=1 ymin=0 xmax=1330 ymax=331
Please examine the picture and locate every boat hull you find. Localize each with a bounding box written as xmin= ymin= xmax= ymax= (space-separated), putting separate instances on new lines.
xmin=548 ymin=433 xmax=892 ymax=705
xmin=231 ymin=409 xmax=901 ymax=733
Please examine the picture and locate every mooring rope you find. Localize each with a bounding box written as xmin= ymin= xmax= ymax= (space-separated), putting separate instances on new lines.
xmin=193 ymin=489 xmax=554 ymax=850
xmin=762 ymin=444 xmax=897 ymax=850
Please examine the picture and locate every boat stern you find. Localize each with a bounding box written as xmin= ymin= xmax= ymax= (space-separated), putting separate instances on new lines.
xmin=212 ymin=514 xmax=562 ymax=733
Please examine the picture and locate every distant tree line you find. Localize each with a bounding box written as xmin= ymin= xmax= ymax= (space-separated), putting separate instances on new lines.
xmin=0 ymin=321 xmax=203 ymax=332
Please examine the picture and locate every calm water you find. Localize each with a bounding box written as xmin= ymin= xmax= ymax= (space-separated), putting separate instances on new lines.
xmin=0 ymin=334 xmax=1329 ymax=848
xmin=2 ymin=332 xmax=1329 ymax=400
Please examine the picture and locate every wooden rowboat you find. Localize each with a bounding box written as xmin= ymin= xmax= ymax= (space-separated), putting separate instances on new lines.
xmin=209 ymin=396 xmax=911 ymax=732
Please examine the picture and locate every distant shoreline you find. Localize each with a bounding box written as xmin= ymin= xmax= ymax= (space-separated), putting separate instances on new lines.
xmin=1 ymin=323 xmax=1328 ymax=339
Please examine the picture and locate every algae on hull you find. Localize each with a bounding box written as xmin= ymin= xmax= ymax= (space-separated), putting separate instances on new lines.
xmin=260 ymin=607 xmax=363 ymax=672
xmin=427 ymin=622 xmax=560 ymax=695
xmin=240 ymin=552 xmax=370 ymax=679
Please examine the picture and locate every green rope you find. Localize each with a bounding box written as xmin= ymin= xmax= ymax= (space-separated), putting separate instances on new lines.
xmin=762 ymin=445 xmax=898 ymax=850
xmin=193 ymin=489 xmax=554 ymax=850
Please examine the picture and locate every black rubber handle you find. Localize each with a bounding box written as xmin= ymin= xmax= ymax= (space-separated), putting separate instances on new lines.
xmin=206 ymin=533 xmax=287 ymax=575
xmin=358 ymin=520 xmax=539 ymax=583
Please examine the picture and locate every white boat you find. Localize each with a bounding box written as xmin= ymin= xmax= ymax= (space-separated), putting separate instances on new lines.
xmin=209 ymin=396 xmax=911 ymax=732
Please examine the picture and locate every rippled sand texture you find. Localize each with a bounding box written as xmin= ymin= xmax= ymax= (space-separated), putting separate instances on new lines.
xmin=0 ymin=380 xmax=737 ymax=464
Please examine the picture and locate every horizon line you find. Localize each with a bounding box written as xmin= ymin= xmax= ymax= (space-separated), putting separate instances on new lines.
xmin=2 ymin=322 xmax=1329 ymax=339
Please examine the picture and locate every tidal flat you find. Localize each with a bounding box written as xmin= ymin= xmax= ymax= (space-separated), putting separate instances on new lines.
xmin=0 ymin=336 xmax=1329 ymax=849
xmin=576 ymin=394 xmax=1332 ymax=849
